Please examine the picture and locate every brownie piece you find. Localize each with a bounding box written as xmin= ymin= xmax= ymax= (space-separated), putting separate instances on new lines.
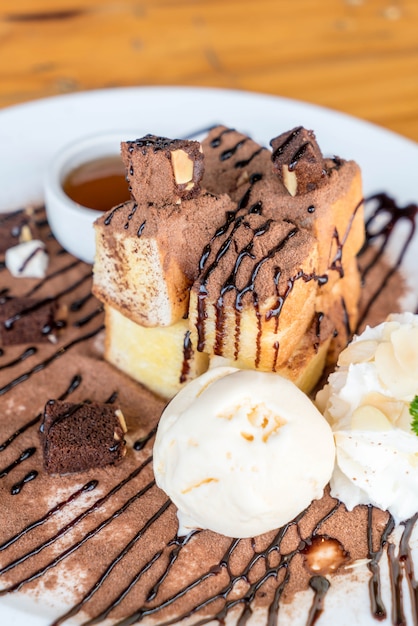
xmin=39 ymin=400 xmax=128 ymax=474
xmin=270 ymin=126 xmax=326 ymax=196
xmin=0 ymin=209 xmax=40 ymax=254
xmin=121 ymin=134 xmax=204 ymax=205
xmin=0 ymin=297 xmax=56 ymax=346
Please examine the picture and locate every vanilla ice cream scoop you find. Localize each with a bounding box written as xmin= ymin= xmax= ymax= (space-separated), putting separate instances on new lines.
xmin=153 ymin=367 xmax=335 ymax=538
xmin=316 ymin=312 xmax=418 ymax=523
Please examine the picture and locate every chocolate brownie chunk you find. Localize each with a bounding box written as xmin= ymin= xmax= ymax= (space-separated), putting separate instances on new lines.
xmin=0 ymin=297 xmax=56 ymax=346
xmin=39 ymin=400 xmax=128 ymax=474
xmin=122 ymin=134 xmax=204 ymax=205
xmin=270 ymin=126 xmax=326 ymax=196
xmin=0 ymin=209 xmax=40 ymax=254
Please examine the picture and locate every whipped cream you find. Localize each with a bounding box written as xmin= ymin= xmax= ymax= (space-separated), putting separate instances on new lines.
xmin=5 ymin=239 xmax=48 ymax=278
xmin=316 ymin=312 xmax=418 ymax=523
xmin=153 ymin=367 xmax=335 ymax=538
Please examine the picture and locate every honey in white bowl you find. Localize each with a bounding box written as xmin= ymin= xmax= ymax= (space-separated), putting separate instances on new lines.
xmin=62 ymin=155 xmax=131 ymax=212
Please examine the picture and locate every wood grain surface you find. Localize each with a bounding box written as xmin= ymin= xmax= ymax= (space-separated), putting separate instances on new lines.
xmin=0 ymin=0 xmax=417 ymax=142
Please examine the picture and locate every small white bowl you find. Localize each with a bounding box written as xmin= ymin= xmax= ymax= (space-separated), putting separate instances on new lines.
xmin=44 ymin=130 xmax=136 ymax=264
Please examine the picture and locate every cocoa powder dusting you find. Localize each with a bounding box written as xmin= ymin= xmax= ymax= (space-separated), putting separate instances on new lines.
xmin=0 ymin=191 xmax=417 ymax=626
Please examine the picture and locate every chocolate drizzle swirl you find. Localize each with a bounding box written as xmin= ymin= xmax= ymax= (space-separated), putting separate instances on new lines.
xmin=0 ymin=193 xmax=417 ymax=625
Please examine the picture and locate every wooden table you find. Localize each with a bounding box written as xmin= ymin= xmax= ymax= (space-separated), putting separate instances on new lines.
xmin=1 ymin=0 xmax=417 ymax=142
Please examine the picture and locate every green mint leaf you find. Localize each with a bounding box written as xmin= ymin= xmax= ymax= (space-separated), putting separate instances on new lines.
xmin=410 ymin=396 xmax=418 ymax=435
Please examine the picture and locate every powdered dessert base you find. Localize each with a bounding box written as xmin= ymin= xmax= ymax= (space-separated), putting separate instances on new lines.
xmin=0 ymin=196 xmax=417 ymax=626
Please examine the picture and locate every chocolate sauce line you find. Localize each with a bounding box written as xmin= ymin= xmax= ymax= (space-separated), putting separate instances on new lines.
xmin=112 ymin=568 xmax=218 ymax=626
xmin=329 ymin=227 xmax=344 ymax=277
xmin=200 ymin=216 xmax=243 ymax=283
xmin=0 ymin=374 xmax=81 ymax=453
xmin=232 ymin=227 xmax=300 ymax=366
xmin=209 ymin=538 xmax=237 ymax=581
xmin=10 ymin=469 xmax=38 ymax=495
xmin=359 ymin=193 xmax=418 ymax=278
xmin=289 ymin=142 xmax=313 ymax=171
xmin=398 ymin=514 xmax=418 ymax=625
xmin=41 ymin=399 xmax=90 ymax=432
xmin=133 ymin=425 xmax=157 ymax=451
xmin=17 ymin=245 xmax=45 ymax=274
xmin=235 ymin=147 xmax=266 ymax=169
xmin=357 ymin=193 xmax=417 ymax=330
xmin=0 ymin=287 xmax=10 ymax=300
xmin=0 ymin=190 xmax=416 ymax=625
xmin=266 ymin=567 xmax=291 ymax=626
xmin=70 ymin=291 xmax=93 ymax=312
xmin=73 ymin=305 xmax=104 ymax=328
xmin=311 ymin=501 xmax=341 ymax=537
xmin=112 ymin=537 xmax=243 ymax=626
xmin=340 ymin=197 xmax=364 ymax=249
xmin=145 ymin=544 xmax=298 ymax=626
xmin=220 ymin=138 xmax=248 ymax=161
xmin=81 ymin=550 xmax=165 ymax=626
xmin=387 ymin=514 xmax=418 ymax=626
xmin=0 ymin=446 xmax=36 ymax=479
xmin=113 ymin=512 xmax=309 ymax=626
xmin=306 ymin=575 xmax=330 ymax=626
xmin=0 ymin=480 xmax=98 ymax=551
xmin=137 ymin=219 xmax=146 ymax=237
xmin=24 ymin=259 xmax=82 ymax=297
xmin=388 ymin=542 xmax=406 ymax=626
xmin=198 ymin=173 xmax=264 ymax=274
xmin=0 ymin=324 xmax=104 ymax=397
xmin=103 ymin=203 xmax=129 ymax=226
xmin=209 ymin=127 xmax=236 ymax=148
xmin=0 ymin=346 xmax=37 ymax=371
xmin=148 ymin=504 xmax=340 ymax=626
xmin=197 ymin=198 xmax=280 ymax=354
xmin=271 ymin=126 xmax=302 ymax=161
xmin=52 ymin=499 xmax=172 ymax=626
xmin=182 ymin=124 xmax=221 ymax=141
xmin=0 ymin=208 xmax=25 ymax=224
xmin=4 ymin=270 xmax=92 ymax=329
xmin=179 ymin=329 xmax=193 ymax=383
xmin=105 ymin=390 xmax=119 ymax=404
xmin=0 ymin=472 xmax=156 ymax=593
xmin=124 ymin=203 xmax=138 ymax=230
xmin=362 ymin=194 xmax=417 ymax=277
xmin=367 ymin=506 xmax=395 ymax=621
xmin=146 ymin=531 xmax=197 ymax=602
xmin=235 ymin=226 xmax=299 ymax=313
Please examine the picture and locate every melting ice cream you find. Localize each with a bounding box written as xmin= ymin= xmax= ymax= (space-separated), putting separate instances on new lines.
xmin=154 ymin=366 xmax=335 ymax=538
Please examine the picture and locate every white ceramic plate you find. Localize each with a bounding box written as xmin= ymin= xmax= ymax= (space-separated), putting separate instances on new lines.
xmin=0 ymin=86 xmax=417 ymax=626
xmin=1 ymin=86 xmax=418 ymax=211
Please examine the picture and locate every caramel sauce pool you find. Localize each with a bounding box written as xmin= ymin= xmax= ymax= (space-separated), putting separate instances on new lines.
xmin=63 ymin=156 xmax=131 ymax=212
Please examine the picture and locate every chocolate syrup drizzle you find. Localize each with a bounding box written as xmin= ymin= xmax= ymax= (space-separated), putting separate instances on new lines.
xmin=194 ymin=138 xmax=331 ymax=368
xmin=0 ymin=189 xmax=417 ymax=626
xmin=0 ymin=346 xmax=37 ymax=371
xmin=357 ymin=192 xmax=418 ymax=329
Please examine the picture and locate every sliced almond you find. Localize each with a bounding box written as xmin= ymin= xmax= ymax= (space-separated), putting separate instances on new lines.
xmin=361 ymin=391 xmax=403 ymax=424
xmin=381 ymin=321 xmax=400 ymax=341
xmin=337 ymin=340 xmax=379 ymax=366
xmin=375 ymin=342 xmax=417 ymax=397
xmin=282 ymin=165 xmax=297 ymax=196
xmin=350 ymin=405 xmax=393 ymax=431
xmin=391 ymin=326 xmax=418 ymax=374
xmin=115 ymin=408 xmax=128 ymax=433
xmin=236 ymin=170 xmax=250 ymax=187
xmin=171 ymin=149 xmax=194 ymax=185
xmin=19 ymin=224 xmax=33 ymax=243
